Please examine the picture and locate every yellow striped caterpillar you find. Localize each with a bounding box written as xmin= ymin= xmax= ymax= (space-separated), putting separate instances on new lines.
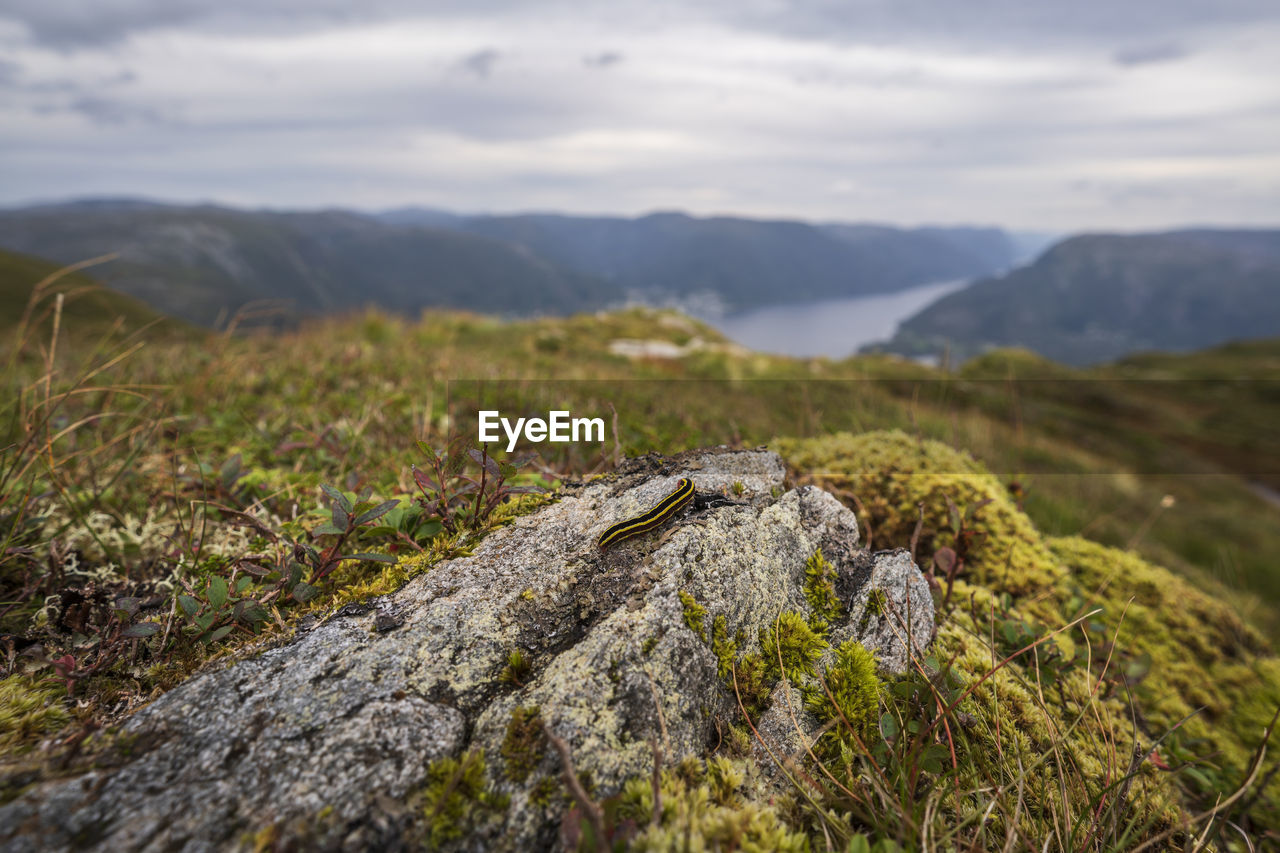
xmin=598 ymin=477 xmax=695 ymax=550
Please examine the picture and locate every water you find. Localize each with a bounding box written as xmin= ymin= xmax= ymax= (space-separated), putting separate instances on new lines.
xmin=696 ymin=278 xmax=969 ymax=359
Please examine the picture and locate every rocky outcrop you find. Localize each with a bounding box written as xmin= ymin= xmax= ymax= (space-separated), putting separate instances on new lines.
xmin=0 ymin=447 xmax=933 ymax=851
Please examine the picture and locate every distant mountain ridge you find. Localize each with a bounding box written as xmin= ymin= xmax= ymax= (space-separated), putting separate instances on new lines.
xmin=390 ymin=209 xmax=1018 ymax=311
xmin=874 ymin=229 xmax=1280 ymax=365
xmin=0 ymin=202 xmax=609 ymax=326
xmin=0 ymin=199 xmax=1020 ymax=327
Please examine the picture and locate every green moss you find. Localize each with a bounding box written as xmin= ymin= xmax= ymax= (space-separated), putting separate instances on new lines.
xmin=679 ymin=590 xmax=707 ymax=642
xmin=775 ymin=430 xmax=1279 ymax=837
xmin=641 ymin=636 xmax=659 ymax=656
xmin=499 ymin=650 xmax=532 ymax=687
xmin=420 ymin=750 xmax=509 ymax=847
xmin=730 ymin=654 xmax=774 ymax=720
xmin=805 ymin=640 xmax=880 ymax=760
xmin=709 ymin=614 xmax=738 ymax=679
xmin=621 ymin=755 xmax=808 ymax=852
xmin=759 ymin=611 xmax=828 ymax=684
xmin=500 ymin=706 xmax=545 ymax=783
xmin=865 ymin=588 xmax=887 ymax=617
xmin=529 ymin=776 xmax=560 ymax=808
xmin=802 ymin=547 xmax=843 ymax=632
xmin=775 ymin=430 xmax=1066 ymax=604
xmin=0 ymin=674 xmax=71 ymax=754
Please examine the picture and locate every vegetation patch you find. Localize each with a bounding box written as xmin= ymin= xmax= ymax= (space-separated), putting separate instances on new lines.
xmin=0 ymin=675 xmax=71 ymax=754
xmin=500 ymin=706 xmax=545 ymax=783
xmin=677 ymin=590 xmax=707 ymax=642
xmin=802 ymin=547 xmax=843 ymax=630
xmin=419 ymin=750 xmax=509 ymax=848
xmin=759 ymin=611 xmax=827 ymax=684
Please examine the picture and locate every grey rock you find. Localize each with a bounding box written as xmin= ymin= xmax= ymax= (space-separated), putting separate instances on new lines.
xmin=0 ymin=447 xmax=934 ymax=852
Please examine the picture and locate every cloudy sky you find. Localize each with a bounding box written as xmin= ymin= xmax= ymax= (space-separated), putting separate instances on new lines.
xmin=1 ymin=0 xmax=1277 ymax=230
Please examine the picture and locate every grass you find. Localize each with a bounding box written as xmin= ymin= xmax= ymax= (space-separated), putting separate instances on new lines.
xmin=1 ymin=258 xmax=1279 ymax=849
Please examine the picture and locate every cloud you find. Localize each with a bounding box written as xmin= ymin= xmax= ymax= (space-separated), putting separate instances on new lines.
xmin=460 ymin=48 xmax=501 ymax=79
xmin=64 ymin=94 xmax=168 ymax=125
xmin=0 ymin=2 xmax=1276 ymax=229
xmin=583 ymin=51 xmax=623 ymax=68
xmin=1113 ymin=43 xmax=1191 ymax=66
xmin=0 ymin=59 xmax=21 ymax=85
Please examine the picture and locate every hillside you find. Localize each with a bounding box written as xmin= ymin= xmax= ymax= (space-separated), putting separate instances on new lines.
xmin=876 ymin=229 xmax=1280 ymax=365
xmin=0 ymin=202 xmax=616 ymax=326
xmin=0 ymin=247 xmax=185 ymax=341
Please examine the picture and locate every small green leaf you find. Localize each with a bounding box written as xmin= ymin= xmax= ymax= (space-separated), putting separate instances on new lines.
xmin=122 ymin=622 xmax=161 ymax=638
xmin=346 ymin=552 xmax=397 ymax=564
xmin=292 ymin=582 xmax=321 ymax=603
xmin=416 ymin=441 xmax=440 ymax=465
xmin=921 ymin=743 xmax=950 ymax=774
xmin=178 ymin=595 xmax=200 ymax=617
xmin=195 ymin=612 xmax=217 ymax=632
xmin=355 ymin=499 xmax=399 ymax=526
xmin=879 ymin=712 xmax=899 ymax=740
xmin=413 ymin=519 xmax=444 ymax=541
xmin=202 ymin=625 xmax=235 ymax=644
xmin=207 ymin=576 xmax=229 ymax=610
xmin=313 ymin=523 xmax=345 ymax=536
xmin=846 ymin=835 xmax=872 ymax=853
xmin=234 ymin=576 xmax=253 ymax=595
xmin=220 ymin=453 xmax=243 ymax=488
xmin=331 ymin=504 xmax=351 ymax=530
xmin=321 ymin=484 xmax=353 ymax=514
xmin=239 ymin=603 xmax=270 ymax=624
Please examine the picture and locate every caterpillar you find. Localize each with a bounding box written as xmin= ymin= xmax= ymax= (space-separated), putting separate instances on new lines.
xmin=598 ymin=477 xmax=695 ymax=551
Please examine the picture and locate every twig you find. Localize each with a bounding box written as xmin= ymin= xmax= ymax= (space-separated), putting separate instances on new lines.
xmin=909 ymin=501 xmax=925 ymax=565
xmin=544 ymin=724 xmax=607 ymax=852
xmin=649 ymin=736 xmax=663 ymax=829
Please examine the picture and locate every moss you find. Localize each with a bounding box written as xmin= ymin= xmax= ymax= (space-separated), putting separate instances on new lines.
xmin=641 ymin=636 xmax=659 ymax=656
xmin=776 ymin=430 xmax=1066 ymax=605
xmin=325 ymin=533 xmax=460 ymax=611
xmin=710 ymin=614 xmax=738 ymax=679
xmin=621 ymin=755 xmax=808 ymax=853
xmin=805 ymin=640 xmax=880 ymax=760
xmin=759 ymin=611 xmax=828 ymax=684
xmin=802 ymin=548 xmax=843 ymax=631
xmin=679 ymin=590 xmax=707 ymax=642
xmin=0 ymin=674 xmax=71 ymax=754
xmin=499 ymin=650 xmax=532 ymax=687
xmin=419 ymin=750 xmax=509 ymax=848
xmin=529 ymin=775 xmax=560 ymax=808
xmin=775 ymin=430 xmax=1280 ymax=837
xmin=500 ymin=706 xmax=545 ymax=783
xmin=730 ymin=654 xmax=773 ymax=720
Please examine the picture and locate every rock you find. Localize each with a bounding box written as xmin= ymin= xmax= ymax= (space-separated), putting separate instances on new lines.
xmin=0 ymin=447 xmax=934 ymax=851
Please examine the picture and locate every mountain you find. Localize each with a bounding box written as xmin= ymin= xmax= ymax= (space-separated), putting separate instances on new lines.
xmin=422 ymin=212 xmax=1018 ymax=311
xmin=874 ymin=229 xmax=1280 ymax=366
xmin=0 ymin=200 xmax=1020 ymax=327
xmin=0 ymin=202 xmax=615 ymax=327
